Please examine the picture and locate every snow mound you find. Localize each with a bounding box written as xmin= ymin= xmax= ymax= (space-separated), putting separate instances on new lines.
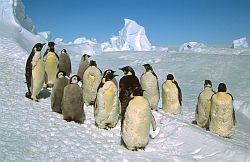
xmin=179 ymin=41 xmax=206 ymax=52
xmin=101 ymin=18 xmax=152 ymax=51
xmin=232 ymin=37 xmax=248 ymax=49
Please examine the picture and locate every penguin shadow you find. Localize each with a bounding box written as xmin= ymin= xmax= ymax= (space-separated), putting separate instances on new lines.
xmin=38 ymin=89 xmax=51 ymax=99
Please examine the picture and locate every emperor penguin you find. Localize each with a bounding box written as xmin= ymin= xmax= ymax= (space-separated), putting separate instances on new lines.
xmin=94 ymin=69 xmax=120 ymax=129
xmin=195 ymin=80 xmax=215 ymax=129
xmin=119 ymin=66 xmax=141 ymax=129
xmin=43 ymin=42 xmax=59 ymax=88
xmin=162 ymin=74 xmax=182 ymax=115
xmin=62 ymin=75 xmax=85 ymax=124
xmin=140 ymin=64 xmax=160 ymax=111
xmin=122 ymin=87 xmax=156 ymax=151
xmin=209 ymin=83 xmax=236 ymax=138
xmin=51 ymin=71 xmax=69 ymax=114
xmin=58 ymin=49 xmax=71 ymax=77
xmin=25 ymin=43 xmax=46 ymax=101
xmin=77 ymin=54 xmax=91 ymax=80
xmin=82 ymin=60 xmax=102 ymax=106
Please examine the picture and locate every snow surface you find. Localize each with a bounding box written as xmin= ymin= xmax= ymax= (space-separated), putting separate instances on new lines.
xmin=1 ymin=0 xmax=250 ymax=161
xmin=232 ymin=37 xmax=248 ymax=49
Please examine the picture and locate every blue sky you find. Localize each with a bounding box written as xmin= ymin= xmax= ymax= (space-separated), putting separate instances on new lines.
xmin=23 ymin=0 xmax=250 ymax=45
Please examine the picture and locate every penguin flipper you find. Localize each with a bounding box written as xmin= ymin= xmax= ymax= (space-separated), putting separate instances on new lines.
xmin=173 ymin=81 xmax=182 ymax=106
xmin=233 ymin=108 xmax=236 ymax=126
xmin=151 ymin=113 xmax=157 ymax=131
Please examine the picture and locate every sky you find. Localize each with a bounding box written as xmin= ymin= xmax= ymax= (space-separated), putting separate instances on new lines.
xmin=23 ymin=0 xmax=250 ymax=45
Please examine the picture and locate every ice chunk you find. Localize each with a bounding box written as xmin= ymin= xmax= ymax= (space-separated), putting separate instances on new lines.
xmin=101 ymin=18 xmax=152 ymax=51
xmin=179 ymin=42 xmax=206 ymax=52
xmin=232 ymin=37 xmax=248 ymax=49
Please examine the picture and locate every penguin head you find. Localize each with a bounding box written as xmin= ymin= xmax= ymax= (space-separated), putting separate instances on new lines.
xmin=103 ymin=69 xmax=118 ymax=81
xmin=33 ymin=43 xmax=46 ymax=52
xmin=119 ymin=66 xmax=135 ymax=76
xmin=143 ymin=64 xmax=153 ymax=72
xmin=48 ymin=42 xmax=56 ymax=52
xmin=218 ymin=83 xmax=227 ymax=92
xmin=61 ymin=49 xmax=67 ymax=54
xmin=167 ymin=74 xmax=174 ymax=80
xmin=89 ymin=60 xmax=97 ymax=66
xmin=204 ymin=80 xmax=212 ymax=88
xmin=70 ymin=75 xmax=81 ymax=84
xmin=56 ymin=71 xmax=66 ymax=79
xmin=82 ymin=54 xmax=91 ymax=61
xmin=132 ymin=87 xmax=145 ymax=96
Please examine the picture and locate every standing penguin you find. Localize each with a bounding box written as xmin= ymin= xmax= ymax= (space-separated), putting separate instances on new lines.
xmin=25 ymin=43 xmax=46 ymax=101
xmin=62 ymin=75 xmax=85 ymax=124
xmin=51 ymin=71 xmax=69 ymax=114
xmin=44 ymin=42 xmax=59 ymax=88
xmin=77 ymin=54 xmax=91 ymax=80
xmin=94 ymin=69 xmax=120 ymax=129
xmin=119 ymin=66 xmax=141 ymax=129
xmin=58 ymin=49 xmax=71 ymax=77
xmin=195 ymin=80 xmax=214 ymax=129
xmin=122 ymin=87 xmax=156 ymax=151
xmin=162 ymin=74 xmax=182 ymax=115
xmin=209 ymin=83 xmax=236 ymax=138
xmin=140 ymin=64 xmax=160 ymax=111
xmin=82 ymin=60 xmax=102 ymax=106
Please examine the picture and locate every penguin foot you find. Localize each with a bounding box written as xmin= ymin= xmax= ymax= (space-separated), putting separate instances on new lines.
xmin=25 ymin=92 xmax=32 ymax=99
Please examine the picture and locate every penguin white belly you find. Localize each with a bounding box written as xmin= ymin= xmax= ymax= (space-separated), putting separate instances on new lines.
xmin=162 ymin=82 xmax=180 ymax=115
xmin=95 ymin=82 xmax=120 ymax=128
xmin=83 ymin=67 xmax=102 ymax=105
xmin=196 ymin=89 xmax=214 ymax=128
xmin=31 ymin=59 xmax=45 ymax=100
xmin=122 ymin=97 xmax=151 ymax=150
xmin=141 ymin=73 xmax=159 ymax=110
xmin=209 ymin=94 xmax=235 ymax=138
xmin=45 ymin=54 xmax=59 ymax=86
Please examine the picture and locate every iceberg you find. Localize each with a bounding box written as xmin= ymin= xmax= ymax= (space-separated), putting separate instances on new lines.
xmin=179 ymin=41 xmax=206 ymax=52
xmin=0 ymin=0 xmax=49 ymax=51
xmin=101 ymin=18 xmax=152 ymax=51
xmin=232 ymin=37 xmax=248 ymax=49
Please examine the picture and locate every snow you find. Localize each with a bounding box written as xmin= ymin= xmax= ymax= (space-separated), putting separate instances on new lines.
xmin=1 ymin=0 xmax=250 ymax=161
xmin=232 ymin=37 xmax=248 ymax=49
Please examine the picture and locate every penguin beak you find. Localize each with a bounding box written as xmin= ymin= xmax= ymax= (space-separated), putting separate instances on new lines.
xmin=42 ymin=43 xmax=46 ymax=46
xmin=113 ymin=74 xmax=119 ymax=77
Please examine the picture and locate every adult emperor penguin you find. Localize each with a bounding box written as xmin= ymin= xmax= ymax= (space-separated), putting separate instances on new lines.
xmin=122 ymin=87 xmax=156 ymax=151
xmin=195 ymin=80 xmax=214 ymax=129
xmin=140 ymin=64 xmax=160 ymax=111
xmin=209 ymin=83 xmax=236 ymax=138
xmin=25 ymin=43 xmax=46 ymax=101
xmin=119 ymin=66 xmax=141 ymax=129
xmin=94 ymin=69 xmax=120 ymax=129
xmin=58 ymin=49 xmax=71 ymax=77
xmin=43 ymin=42 xmax=59 ymax=88
xmin=162 ymin=74 xmax=182 ymax=115
xmin=51 ymin=71 xmax=69 ymax=114
xmin=62 ymin=75 xmax=85 ymax=124
xmin=82 ymin=60 xmax=102 ymax=106
xmin=77 ymin=54 xmax=91 ymax=80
